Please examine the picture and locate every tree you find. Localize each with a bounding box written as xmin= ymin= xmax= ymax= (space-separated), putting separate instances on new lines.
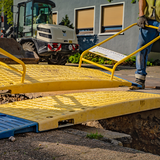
xmin=60 ymin=15 xmax=74 ymax=29
xmin=0 ymin=0 xmax=13 ymax=25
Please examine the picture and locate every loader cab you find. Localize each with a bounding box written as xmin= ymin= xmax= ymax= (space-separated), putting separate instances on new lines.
xmin=17 ymin=0 xmax=55 ymax=38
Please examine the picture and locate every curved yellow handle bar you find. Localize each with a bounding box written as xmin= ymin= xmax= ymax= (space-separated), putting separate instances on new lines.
xmin=0 ymin=48 xmax=26 ymax=83
xmin=79 ymin=23 xmax=160 ymax=80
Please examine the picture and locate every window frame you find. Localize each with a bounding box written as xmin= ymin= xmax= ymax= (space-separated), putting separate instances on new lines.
xmin=74 ymin=6 xmax=96 ymax=36
xmin=17 ymin=3 xmax=25 ymax=38
xmin=99 ymin=2 xmax=125 ymax=36
xmin=52 ymin=11 xmax=58 ymax=25
xmin=17 ymin=0 xmax=33 ymax=38
xmin=24 ymin=1 xmax=33 ymax=27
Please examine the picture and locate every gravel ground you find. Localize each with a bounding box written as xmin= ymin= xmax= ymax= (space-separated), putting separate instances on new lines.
xmin=0 ymin=128 xmax=160 ymax=160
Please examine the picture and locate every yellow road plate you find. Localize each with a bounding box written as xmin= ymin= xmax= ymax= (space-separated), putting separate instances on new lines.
xmin=0 ymin=91 xmax=160 ymax=131
xmin=0 ymin=65 xmax=131 ymax=93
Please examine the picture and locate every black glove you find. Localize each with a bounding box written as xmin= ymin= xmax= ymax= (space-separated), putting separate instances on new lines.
xmin=158 ymin=24 xmax=160 ymax=32
xmin=137 ymin=15 xmax=149 ymax=28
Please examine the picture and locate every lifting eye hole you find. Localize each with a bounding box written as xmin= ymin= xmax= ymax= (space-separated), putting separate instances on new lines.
xmin=58 ymin=119 xmax=74 ymax=127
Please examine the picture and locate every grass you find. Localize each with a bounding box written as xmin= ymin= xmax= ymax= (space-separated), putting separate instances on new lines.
xmin=86 ymin=132 xmax=103 ymax=140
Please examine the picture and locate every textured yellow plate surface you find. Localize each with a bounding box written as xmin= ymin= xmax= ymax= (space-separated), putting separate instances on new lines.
xmin=0 ymin=91 xmax=160 ymax=131
xmin=0 ymin=65 xmax=131 ymax=93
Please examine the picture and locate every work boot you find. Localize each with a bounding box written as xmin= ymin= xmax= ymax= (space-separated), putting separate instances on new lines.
xmin=130 ymin=78 xmax=145 ymax=90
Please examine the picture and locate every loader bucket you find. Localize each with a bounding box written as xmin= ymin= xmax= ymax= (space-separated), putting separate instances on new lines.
xmin=0 ymin=38 xmax=39 ymax=64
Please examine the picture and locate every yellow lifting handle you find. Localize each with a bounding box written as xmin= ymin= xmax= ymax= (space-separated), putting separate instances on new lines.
xmin=0 ymin=48 xmax=26 ymax=83
xmin=79 ymin=23 xmax=160 ymax=80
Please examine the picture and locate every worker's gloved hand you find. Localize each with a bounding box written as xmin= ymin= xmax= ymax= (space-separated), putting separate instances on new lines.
xmin=157 ymin=24 xmax=160 ymax=32
xmin=137 ymin=15 xmax=149 ymax=28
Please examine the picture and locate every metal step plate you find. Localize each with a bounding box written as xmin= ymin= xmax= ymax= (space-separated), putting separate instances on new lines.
xmin=0 ymin=65 xmax=131 ymax=94
xmin=0 ymin=91 xmax=160 ymax=132
xmin=89 ymin=46 xmax=127 ymax=61
xmin=0 ymin=113 xmax=38 ymax=139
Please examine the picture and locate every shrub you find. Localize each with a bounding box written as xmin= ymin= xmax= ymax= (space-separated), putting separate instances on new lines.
xmin=68 ymin=53 xmax=154 ymax=66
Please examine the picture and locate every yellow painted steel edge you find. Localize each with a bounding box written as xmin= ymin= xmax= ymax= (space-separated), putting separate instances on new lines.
xmin=146 ymin=25 xmax=159 ymax=30
xmin=82 ymin=58 xmax=113 ymax=72
xmin=38 ymin=97 xmax=160 ymax=131
xmin=0 ymin=62 xmax=22 ymax=74
xmin=0 ymin=48 xmax=26 ymax=83
xmin=44 ymin=98 xmax=160 ymax=131
xmin=0 ymin=79 xmax=132 ymax=94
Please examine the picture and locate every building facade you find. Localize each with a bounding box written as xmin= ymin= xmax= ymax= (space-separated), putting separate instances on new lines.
xmin=51 ymin=0 xmax=139 ymax=55
xmin=14 ymin=0 xmax=160 ymax=60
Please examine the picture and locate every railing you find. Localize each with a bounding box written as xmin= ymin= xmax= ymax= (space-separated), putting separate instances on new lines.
xmin=0 ymin=48 xmax=26 ymax=83
xmin=79 ymin=23 xmax=160 ymax=80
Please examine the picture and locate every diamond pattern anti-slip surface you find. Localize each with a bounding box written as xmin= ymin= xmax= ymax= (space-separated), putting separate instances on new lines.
xmin=0 ymin=91 xmax=160 ymax=132
xmin=0 ymin=65 xmax=132 ymax=93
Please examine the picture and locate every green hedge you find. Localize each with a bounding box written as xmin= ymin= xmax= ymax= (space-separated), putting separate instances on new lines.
xmin=68 ymin=52 xmax=154 ymax=66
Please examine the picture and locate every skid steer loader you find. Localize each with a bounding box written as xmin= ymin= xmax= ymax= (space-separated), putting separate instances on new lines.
xmin=0 ymin=0 xmax=79 ymax=64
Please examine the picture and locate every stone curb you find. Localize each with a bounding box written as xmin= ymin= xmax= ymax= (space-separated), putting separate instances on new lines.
xmin=64 ymin=128 xmax=126 ymax=146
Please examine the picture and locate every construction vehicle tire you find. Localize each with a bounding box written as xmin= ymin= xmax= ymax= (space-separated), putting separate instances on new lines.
xmin=48 ymin=55 xmax=68 ymax=65
xmin=22 ymin=42 xmax=36 ymax=53
xmin=22 ymin=42 xmax=39 ymax=64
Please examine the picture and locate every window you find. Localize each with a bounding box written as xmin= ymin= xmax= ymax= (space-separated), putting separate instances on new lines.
xmin=18 ymin=4 xmax=25 ymax=38
xmin=33 ymin=3 xmax=53 ymax=24
xmin=24 ymin=1 xmax=32 ymax=36
xmin=75 ymin=7 xmax=94 ymax=35
xmin=52 ymin=12 xmax=57 ymax=24
xmin=100 ymin=3 xmax=124 ymax=34
xmin=25 ymin=1 xmax=32 ymax=26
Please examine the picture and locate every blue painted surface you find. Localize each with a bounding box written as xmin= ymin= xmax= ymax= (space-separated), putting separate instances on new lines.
xmin=0 ymin=113 xmax=38 ymax=139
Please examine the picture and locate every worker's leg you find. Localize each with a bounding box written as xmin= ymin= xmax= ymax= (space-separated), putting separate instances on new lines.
xmin=131 ymin=20 xmax=159 ymax=89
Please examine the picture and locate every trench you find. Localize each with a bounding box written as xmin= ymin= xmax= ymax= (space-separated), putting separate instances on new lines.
xmin=97 ymin=109 xmax=160 ymax=155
